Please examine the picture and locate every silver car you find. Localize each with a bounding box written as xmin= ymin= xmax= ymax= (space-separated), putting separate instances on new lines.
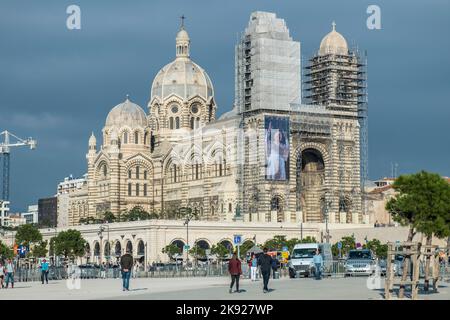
xmin=345 ymin=249 xmax=376 ymax=276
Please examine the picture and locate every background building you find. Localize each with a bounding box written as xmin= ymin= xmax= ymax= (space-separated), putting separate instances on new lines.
xmin=21 ymin=204 xmax=38 ymax=225
xmin=57 ymin=175 xmax=87 ymax=227
xmin=0 ymin=200 xmax=10 ymax=226
xmin=38 ymin=197 xmax=57 ymax=227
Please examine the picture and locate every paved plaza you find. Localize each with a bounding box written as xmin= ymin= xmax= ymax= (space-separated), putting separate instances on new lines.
xmin=0 ymin=276 xmax=449 ymax=300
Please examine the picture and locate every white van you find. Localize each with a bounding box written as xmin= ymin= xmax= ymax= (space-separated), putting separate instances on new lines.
xmin=288 ymin=243 xmax=332 ymax=278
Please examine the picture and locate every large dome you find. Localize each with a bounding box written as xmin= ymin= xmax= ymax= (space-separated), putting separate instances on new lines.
xmin=150 ymin=27 xmax=214 ymax=101
xmin=105 ymin=97 xmax=147 ymax=128
xmin=319 ymin=22 xmax=348 ymax=56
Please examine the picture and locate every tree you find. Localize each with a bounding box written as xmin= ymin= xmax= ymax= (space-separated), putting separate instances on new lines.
xmin=15 ymin=224 xmax=43 ymax=247
xmin=189 ymin=244 xmax=206 ymax=262
xmin=54 ymin=229 xmax=86 ymax=261
xmin=102 ymin=211 xmax=116 ymax=223
xmin=0 ymin=241 xmax=13 ymax=260
xmin=263 ymin=235 xmax=288 ymax=251
xmin=363 ymin=239 xmax=388 ymax=259
xmin=162 ymin=244 xmax=181 ymax=260
xmin=239 ymin=240 xmax=255 ymax=259
xmin=331 ymin=235 xmax=356 ymax=257
xmin=386 ymin=171 xmax=450 ymax=295
xmin=211 ymin=243 xmax=229 ymax=261
xmin=32 ymin=240 xmax=48 ymax=258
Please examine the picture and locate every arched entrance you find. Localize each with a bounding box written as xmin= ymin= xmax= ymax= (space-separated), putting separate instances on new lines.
xmin=137 ymin=240 xmax=145 ymax=264
xmin=171 ymin=239 xmax=185 ymax=253
xmin=126 ymin=241 xmax=133 ymax=255
xmin=114 ymin=241 xmax=122 ymax=258
xmin=220 ymin=240 xmax=233 ymax=255
xmin=94 ymin=242 xmax=100 ymax=262
xmin=194 ymin=240 xmax=210 ymax=262
xmin=104 ymin=242 xmax=111 ymax=261
xmin=300 ymin=148 xmax=325 ymax=222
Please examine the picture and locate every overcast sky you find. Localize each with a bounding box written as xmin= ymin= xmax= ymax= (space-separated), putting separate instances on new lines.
xmin=0 ymin=0 xmax=449 ymax=212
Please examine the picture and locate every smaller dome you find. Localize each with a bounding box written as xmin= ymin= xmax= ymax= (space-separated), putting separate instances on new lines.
xmin=176 ymin=29 xmax=190 ymax=41
xmin=319 ymin=22 xmax=348 ymax=56
xmin=105 ymin=96 xmax=147 ymax=128
xmin=89 ymin=132 xmax=96 ymax=145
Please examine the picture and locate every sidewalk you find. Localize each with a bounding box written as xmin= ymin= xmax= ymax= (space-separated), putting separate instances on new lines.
xmin=1 ymin=276 xmax=449 ymax=300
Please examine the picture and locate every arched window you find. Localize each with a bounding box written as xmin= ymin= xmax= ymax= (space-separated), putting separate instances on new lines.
xmin=173 ymin=164 xmax=177 ymax=182
xmin=144 ymin=170 xmax=147 ymax=180
xmin=196 ymin=117 xmax=200 ymax=129
xmin=169 ymin=117 xmax=174 ymax=129
xmin=143 ymin=184 xmax=147 ymax=196
xmin=190 ymin=117 xmax=195 ymax=129
xmin=103 ymin=164 xmax=107 ymax=176
xmin=136 ymin=166 xmax=140 ymax=179
xmin=134 ymin=132 xmax=139 ymax=144
xmin=175 ymin=117 xmax=180 ymax=129
xmin=228 ymin=203 xmax=232 ymax=213
xmin=144 ymin=132 xmax=148 ymax=145
xmin=128 ymin=170 xmax=131 ymax=179
xmin=123 ymin=131 xmax=128 ymax=144
xmin=136 ymin=183 xmax=140 ymax=196
xmin=195 ymin=163 xmax=199 ymax=180
xmin=128 ymin=183 xmax=132 ymax=196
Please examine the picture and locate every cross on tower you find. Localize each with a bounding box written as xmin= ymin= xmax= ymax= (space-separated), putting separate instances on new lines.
xmin=180 ymin=15 xmax=186 ymax=29
xmin=332 ymin=21 xmax=336 ymax=31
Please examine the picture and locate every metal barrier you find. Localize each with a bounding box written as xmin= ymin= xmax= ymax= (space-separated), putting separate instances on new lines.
xmin=12 ymin=264 xmax=230 ymax=282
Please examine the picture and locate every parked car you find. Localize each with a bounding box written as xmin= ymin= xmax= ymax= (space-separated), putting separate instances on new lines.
xmin=344 ymin=249 xmax=376 ymax=276
xmin=288 ymin=243 xmax=332 ymax=278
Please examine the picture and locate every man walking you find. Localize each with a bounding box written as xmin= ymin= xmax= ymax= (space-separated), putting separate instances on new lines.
xmin=4 ymin=258 xmax=15 ymax=289
xmin=40 ymin=259 xmax=49 ymax=284
xmin=120 ymin=250 xmax=133 ymax=291
xmin=313 ymin=249 xmax=323 ymax=280
xmin=258 ymin=248 xmax=273 ymax=293
xmin=228 ymin=253 xmax=242 ymax=293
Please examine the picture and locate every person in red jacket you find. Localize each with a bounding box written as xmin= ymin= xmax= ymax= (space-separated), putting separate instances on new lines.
xmin=228 ymin=253 xmax=242 ymax=294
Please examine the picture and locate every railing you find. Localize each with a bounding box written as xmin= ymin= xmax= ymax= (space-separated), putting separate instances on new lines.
xmin=11 ymin=261 xmax=450 ymax=283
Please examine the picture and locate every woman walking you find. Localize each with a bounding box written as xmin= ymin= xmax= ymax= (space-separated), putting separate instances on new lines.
xmin=250 ymin=254 xmax=258 ymax=281
xmin=0 ymin=262 xmax=5 ymax=288
xmin=228 ymin=253 xmax=242 ymax=294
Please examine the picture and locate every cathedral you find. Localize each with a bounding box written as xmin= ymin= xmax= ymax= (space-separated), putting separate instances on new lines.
xmin=68 ymin=12 xmax=367 ymax=227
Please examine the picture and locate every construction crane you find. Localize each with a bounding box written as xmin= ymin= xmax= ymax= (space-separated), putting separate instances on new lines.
xmin=0 ymin=130 xmax=37 ymax=201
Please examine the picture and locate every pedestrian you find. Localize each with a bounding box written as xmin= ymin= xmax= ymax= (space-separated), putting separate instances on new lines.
xmin=228 ymin=253 xmax=242 ymax=294
xmin=250 ymin=253 xmax=258 ymax=281
xmin=40 ymin=258 xmax=49 ymax=284
xmin=0 ymin=262 xmax=4 ymax=288
xmin=313 ymin=249 xmax=323 ymax=280
xmin=4 ymin=258 xmax=15 ymax=289
xmin=258 ymin=247 xmax=274 ymax=293
xmin=120 ymin=250 xmax=133 ymax=291
xmin=133 ymin=261 xmax=139 ymax=279
xmin=100 ymin=262 xmax=106 ymax=279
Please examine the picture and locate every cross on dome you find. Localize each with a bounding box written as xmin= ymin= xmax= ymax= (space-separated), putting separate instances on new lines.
xmin=180 ymin=15 xmax=186 ymax=29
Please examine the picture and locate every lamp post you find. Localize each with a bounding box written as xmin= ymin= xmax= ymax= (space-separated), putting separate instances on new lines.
xmin=323 ymin=192 xmax=332 ymax=244
xmin=182 ymin=207 xmax=195 ymax=266
xmin=98 ymin=224 xmax=110 ymax=264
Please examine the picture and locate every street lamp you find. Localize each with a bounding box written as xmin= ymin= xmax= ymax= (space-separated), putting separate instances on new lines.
xmin=98 ymin=223 xmax=110 ymax=264
xmin=323 ymin=192 xmax=332 ymax=244
xmin=182 ymin=207 xmax=195 ymax=266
